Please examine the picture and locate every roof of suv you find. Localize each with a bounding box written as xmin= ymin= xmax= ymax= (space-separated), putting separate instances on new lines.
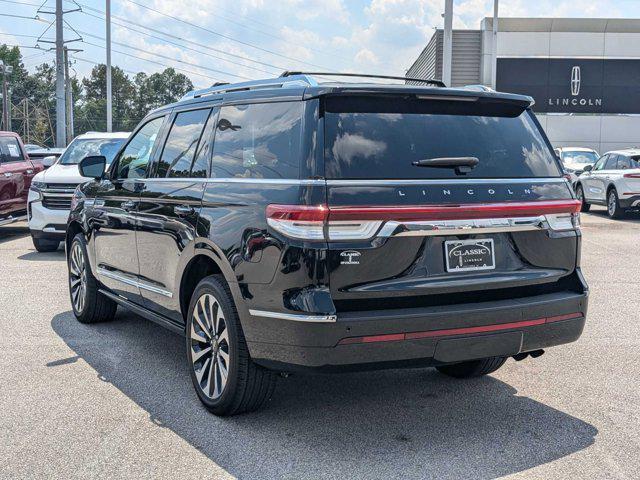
xmin=153 ymin=73 xmax=534 ymax=115
xmin=605 ymin=148 xmax=640 ymax=156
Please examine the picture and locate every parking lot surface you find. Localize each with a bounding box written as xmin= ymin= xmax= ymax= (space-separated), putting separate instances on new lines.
xmin=1 ymin=211 xmax=639 ymax=479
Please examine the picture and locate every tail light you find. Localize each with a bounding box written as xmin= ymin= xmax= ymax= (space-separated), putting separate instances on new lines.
xmin=266 ymin=200 xmax=581 ymax=241
xmin=623 ymin=173 xmax=640 ymax=178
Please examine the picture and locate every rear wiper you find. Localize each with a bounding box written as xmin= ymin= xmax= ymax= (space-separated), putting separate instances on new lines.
xmin=412 ymin=156 xmax=479 ymax=175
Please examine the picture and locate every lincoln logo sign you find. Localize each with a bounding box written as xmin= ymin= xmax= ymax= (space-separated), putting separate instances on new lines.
xmin=495 ymin=58 xmax=640 ymax=114
xmin=571 ymin=66 xmax=581 ymax=96
xmin=548 ymin=64 xmax=602 ymax=108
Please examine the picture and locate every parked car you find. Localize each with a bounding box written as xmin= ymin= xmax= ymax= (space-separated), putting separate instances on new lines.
xmin=27 ymin=147 xmax=66 ymax=168
xmin=554 ymin=147 xmax=599 ymax=174
xmin=0 ymin=131 xmax=44 ymax=227
xmin=66 ymin=73 xmax=588 ymax=416
xmin=24 ymin=143 xmax=44 ymax=152
xmin=28 ymin=131 xmax=129 ymax=251
xmin=575 ymin=149 xmax=640 ymax=218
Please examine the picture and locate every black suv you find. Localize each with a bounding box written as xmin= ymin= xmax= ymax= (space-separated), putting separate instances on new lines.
xmin=66 ymin=73 xmax=588 ymax=416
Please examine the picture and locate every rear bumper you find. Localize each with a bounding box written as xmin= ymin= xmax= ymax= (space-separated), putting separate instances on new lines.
xmin=246 ymin=288 xmax=588 ymax=372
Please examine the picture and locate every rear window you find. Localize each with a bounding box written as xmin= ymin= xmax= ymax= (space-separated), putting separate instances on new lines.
xmin=324 ymin=96 xmax=561 ymax=179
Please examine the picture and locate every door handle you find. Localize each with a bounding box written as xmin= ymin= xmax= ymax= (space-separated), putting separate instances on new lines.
xmin=174 ymin=205 xmax=195 ymax=216
xmin=121 ymin=200 xmax=137 ymax=211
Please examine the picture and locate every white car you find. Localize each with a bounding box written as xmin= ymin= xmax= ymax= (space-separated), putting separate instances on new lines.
xmin=28 ymin=132 xmax=130 ymax=251
xmin=575 ymin=149 xmax=640 ymax=218
xmin=554 ymin=147 xmax=599 ymax=174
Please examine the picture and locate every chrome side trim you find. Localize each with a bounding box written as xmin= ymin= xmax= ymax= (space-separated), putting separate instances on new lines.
xmin=326 ymin=178 xmax=565 ymax=186
xmin=140 ymin=177 xmax=324 ymax=185
xmin=96 ymin=267 xmax=173 ymax=298
xmin=377 ymin=216 xmax=547 ymax=237
xmin=0 ymin=214 xmax=28 ymax=226
xmin=249 ymin=309 xmax=337 ymax=323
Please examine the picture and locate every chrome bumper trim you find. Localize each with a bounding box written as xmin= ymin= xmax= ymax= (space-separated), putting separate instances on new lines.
xmin=249 ymin=309 xmax=337 ymax=323
xmin=377 ymin=216 xmax=547 ymax=237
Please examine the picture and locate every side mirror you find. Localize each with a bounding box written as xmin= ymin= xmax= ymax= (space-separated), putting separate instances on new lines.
xmin=79 ymin=155 xmax=106 ymax=180
xmin=41 ymin=155 xmax=57 ymax=168
xmin=583 ymin=164 xmax=593 ymax=172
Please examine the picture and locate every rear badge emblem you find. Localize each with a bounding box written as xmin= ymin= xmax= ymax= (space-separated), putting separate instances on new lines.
xmin=340 ymin=250 xmax=361 ymax=265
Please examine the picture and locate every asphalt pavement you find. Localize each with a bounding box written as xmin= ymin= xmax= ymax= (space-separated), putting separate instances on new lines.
xmin=0 ymin=211 xmax=639 ymax=479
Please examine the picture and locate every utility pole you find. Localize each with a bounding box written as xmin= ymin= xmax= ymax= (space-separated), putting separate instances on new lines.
xmin=64 ymin=47 xmax=74 ymax=142
xmin=442 ymin=0 xmax=453 ymax=87
xmin=491 ymin=0 xmax=499 ymax=89
xmin=106 ymin=0 xmax=112 ymax=132
xmin=54 ymin=0 xmax=65 ymax=147
xmin=1 ymin=62 xmax=12 ymax=130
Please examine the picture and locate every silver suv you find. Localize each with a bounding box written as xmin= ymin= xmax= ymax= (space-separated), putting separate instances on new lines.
xmin=575 ymin=149 xmax=640 ymax=218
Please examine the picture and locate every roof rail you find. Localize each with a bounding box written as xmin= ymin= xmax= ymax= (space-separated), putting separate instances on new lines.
xmin=280 ymin=71 xmax=446 ymax=87
xmin=180 ymin=75 xmax=316 ymax=101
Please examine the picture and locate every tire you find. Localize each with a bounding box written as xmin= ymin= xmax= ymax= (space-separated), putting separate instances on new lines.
xmin=68 ymin=233 xmax=117 ymax=323
xmin=575 ymin=184 xmax=590 ymax=212
xmin=186 ymin=275 xmax=278 ymax=416
xmin=32 ymin=234 xmax=60 ymax=252
xmin=607 ymin=188 xmax=626 ymax=219
xmin=436 ymin=356 xmax=507 ymax=379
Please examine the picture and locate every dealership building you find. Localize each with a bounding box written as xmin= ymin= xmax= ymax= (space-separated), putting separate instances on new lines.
xmin=407 ymin=18 xmax=640 ymax=154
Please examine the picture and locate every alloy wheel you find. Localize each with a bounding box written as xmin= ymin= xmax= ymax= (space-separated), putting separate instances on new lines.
xmin=608 ymin=191 xmax=617 ymax=216
xmin=69 ymin=242 xmax=86 ymax=313
xmin=190 ymin=293 xmax=230 ymax=399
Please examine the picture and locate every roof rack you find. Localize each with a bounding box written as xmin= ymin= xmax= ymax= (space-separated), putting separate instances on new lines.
xmin=180 ymin=75 xmax=315 ymax=101
xmin=280 ymin=71 xmax=446 ymax=87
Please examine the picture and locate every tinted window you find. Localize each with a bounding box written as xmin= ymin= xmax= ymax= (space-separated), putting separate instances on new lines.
xmin=157 ymin=109 xmax=211 ymax=178
xmin=59 ymin=137 xmax=125 ymax=165
xmin=324 ymin=97 xmax=561 ymax=179
xmin=211 ymin=102 xmax=302 ymax=179
xmin=604 ymin=155 xmax=619 ymax=170
xmin=191 ymin=109 xmax=218 ymax=178
xmin=116 ymin=116 xmax=165 ymax=179
xmin=0 ymin=137 xmax=24 ymax=163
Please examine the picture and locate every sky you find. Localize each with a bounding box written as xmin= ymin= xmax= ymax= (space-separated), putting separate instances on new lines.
xmin=2 ymin=0 xmax=640 ymax=89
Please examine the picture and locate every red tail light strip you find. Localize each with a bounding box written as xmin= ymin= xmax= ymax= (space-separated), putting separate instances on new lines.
xmin=337 ymin=312 xmax=583 ymax=345
xmin=328 ymin=200 xmax=581 ymax=222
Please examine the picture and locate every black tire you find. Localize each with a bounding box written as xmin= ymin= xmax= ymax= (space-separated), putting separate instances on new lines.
xmin=575 ymin=184 xmax=590 ymax=212
xmin=68 ymin=233 xmax=117 ymax=323
xmin=186 ymin=275 xmax=277 ymax=416
xmin=32 ymin=234 xmax=60 ymax=252
xmin=607 ymin=188 xmax=626 ymax=219
xmin=436 ymin=356 xmax=507 ymax=379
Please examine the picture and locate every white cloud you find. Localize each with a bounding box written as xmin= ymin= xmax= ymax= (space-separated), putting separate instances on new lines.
xmin=355 ymin=48 xmax=379 ymax=66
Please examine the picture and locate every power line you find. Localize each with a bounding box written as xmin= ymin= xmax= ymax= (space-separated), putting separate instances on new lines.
xmin=76 ymin=6 xmax=285 ymax=72
xmin=79 ymin=39 xmax=221 ymax=83
xmin=77 ymin=29 xmax=252 ymax=80
xmin=78 ymin=9 xmax=278 ymax=77
xmin=110 ymin=0 xmax=332 ymax=70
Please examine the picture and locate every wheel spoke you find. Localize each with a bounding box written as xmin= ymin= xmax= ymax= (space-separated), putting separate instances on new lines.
xmin=192 ymin=308 xmax=211 ymax=339
xmin=218 ymin=325 xmax=229 ymax=345
xmin=217 ymin=356 xmax=228 ymax=383
xmin=219 ymin=348 xmax=229 ymax=365
xmin=190 ymin=323 xmax=208 ymax=344
xmin=208 ymin=356 xmax=217 ymax=397
xmin=212 ymin=361 xmax=220 ymax=398
xmin=191 ymin=345 xmax=211 ymax=363
xmin=195 ymin=357 xmax=210 ymax=384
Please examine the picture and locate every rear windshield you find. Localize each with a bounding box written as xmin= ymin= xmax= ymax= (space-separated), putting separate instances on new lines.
xmin=324 ymin=96 xmax=561 ymax=179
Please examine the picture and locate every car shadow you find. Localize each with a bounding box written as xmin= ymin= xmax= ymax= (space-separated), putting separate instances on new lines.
xmin=51 ymin=310 xmax=597 ymax=480
xmin=585 ymin=207 xmax=640 ymax=224
xmin=0 ymin=224 xmax=30 ymax=243
xmin=18 ymin=248 xmax=65 ymax=261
